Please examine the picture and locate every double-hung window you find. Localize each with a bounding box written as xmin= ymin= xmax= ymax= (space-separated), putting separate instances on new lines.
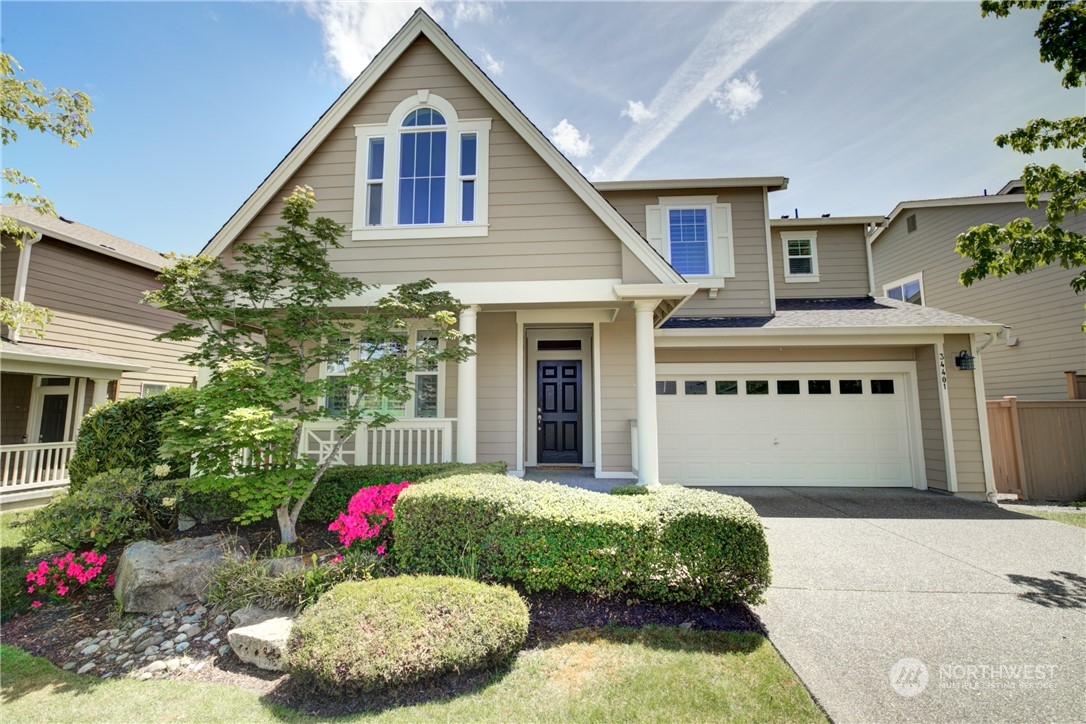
xmin=884 ymin=273 xmax=924 ymax=305
xmin=644 ymin=196 xmax=734 ymax=284
xmin=780 ymin=231 xmax=819 ymax=282
xmin=353 ymin=91 xmax=491 ymax=240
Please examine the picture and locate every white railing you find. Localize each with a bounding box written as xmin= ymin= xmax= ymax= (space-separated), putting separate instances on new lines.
xmin=0 ymin=442 xmax=76 ymax=493
xmin=301 ymin=418 xmax=454 ymax=467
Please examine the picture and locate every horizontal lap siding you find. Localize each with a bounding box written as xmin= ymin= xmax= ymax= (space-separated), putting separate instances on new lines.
xmin=0 ymin=244 xmax=18 ymax=297
xmin=0 ymin=373 xmax=32 ymax=444
xmin=873 ymin=204 xmax=1086 ymax=399
xmin=476 ymin=312 xmax=515 ymax=463
xmin=772 ymin=225 xmax=870 ymax=298
xmin=227 ymin=38 xmax=624 ymax=285
xmin=915 ymin=345 xmax=947 ymax=490
xmin=22 ymin=240 xmax=196 ymax=398
xmin=945 ymin=333 xmax=985 ymax=495
xmin=603 ymin=188 xmax=772 ymax=316
xmin=600 ymin=321 xmax=636 ymax=472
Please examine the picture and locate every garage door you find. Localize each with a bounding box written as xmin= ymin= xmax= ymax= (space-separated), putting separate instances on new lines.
xmin=657 ymin=369 xmax=917 ymax=487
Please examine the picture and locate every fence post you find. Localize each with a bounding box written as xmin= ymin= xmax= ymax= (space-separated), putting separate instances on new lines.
xmin=1003 ymin=396 xmax=1030 ymax=501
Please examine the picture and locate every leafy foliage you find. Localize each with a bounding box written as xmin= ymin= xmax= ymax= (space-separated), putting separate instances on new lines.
xmin=394 ymin=474 xmax=771 ymax=605
xmin=610 ymin=484 xmax=651 ymax=496
xmin=0 ymin=544 xmax=30 ymax=620
xmin=956 ymin=2 xmax=1086 ymax=326
xmin=23 ymin=468 xmax=185 ymax=550
xmin=286 ymin=576 xmax=528 ymax=694
xmin=301 ymin=461 xmax=506 ymax=523
xmin=328 ymin=482 xmax=410 ymax=557
xmin=147 ymin=186 xmax=474 ymax=543
xmin=67 ymin=388 xmax=196 ymax=491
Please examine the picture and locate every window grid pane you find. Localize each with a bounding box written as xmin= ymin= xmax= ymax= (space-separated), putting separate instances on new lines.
xmin=668 ymin=208 xmax=710 ymax=275
xmin=684 ymin=380 xmax=707 ymax=395
xmin=715 ymin=380 xmax=738 ymax=395
xmin=398 ymin=130 xmax=447 ymax=224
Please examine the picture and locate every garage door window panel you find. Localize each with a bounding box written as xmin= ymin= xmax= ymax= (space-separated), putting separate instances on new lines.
xmin=746 ymin=380 xmax=769 ymax=395
xmin=808 ymin=379 xmax=832 ymax=395
xmin=715 ymin=380 xmax=738 ymax=395
xmin=839 ymin=380 xmax=863 ymax=395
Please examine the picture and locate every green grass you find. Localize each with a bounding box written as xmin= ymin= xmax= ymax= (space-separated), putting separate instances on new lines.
xmin=0 ymin=628 xmax=826 ymax=723
xmin=1021 ymin=509 xmax=1086 ymax=529
xmin=0 ymin=509 xmax=58 ymax=556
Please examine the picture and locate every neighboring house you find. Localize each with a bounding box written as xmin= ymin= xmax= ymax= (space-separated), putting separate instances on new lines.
xmin=869 ymin=181 xmax=1086 ymax=401
xmin=201 ymin=10 xmax=1003 ymax=501
xmin=0 ymin=205 xmax=196 ymax=501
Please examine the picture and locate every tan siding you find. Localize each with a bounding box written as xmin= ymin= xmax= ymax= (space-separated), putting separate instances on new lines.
xmin=1 ymin=243 xmax=19 ymax=298
xmin=228 ymin=37 xmax=626 ymax=285
xmin=600 ymin=321 xmax=636 ymax=471
xmin=0 ymin=373 xmax=33 ymax=445
xmin=915 ymin=345 xmax=947 ymax=490
xmin=771 ymin=225 xmax=870 ymax=298
xmin=872 ymin=203 xmax=1086 ymax=399
xmin=475 ymin=312 xmax=516 ymax=463
xmin=603 ymin=187 xmax=772 ymax=316
xmin=945 ymin=334 xmax=986 ymax=495
xmin=22 ymin=239 xmax=196 ymax=399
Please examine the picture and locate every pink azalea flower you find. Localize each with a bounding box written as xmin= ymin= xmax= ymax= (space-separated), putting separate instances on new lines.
xmin=31 ymin=600 xmax=42 ymax=609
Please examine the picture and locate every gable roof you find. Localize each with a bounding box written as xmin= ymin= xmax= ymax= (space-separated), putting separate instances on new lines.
xmin=1 ymin=204 xmax=168 ymax=271
xmin=201 ymin=10 xmax=685 ymax=286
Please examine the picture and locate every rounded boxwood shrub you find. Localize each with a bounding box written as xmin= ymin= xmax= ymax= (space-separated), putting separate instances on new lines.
xmin=394 ymin=474 xmax=770 ymax=605
xmin=286 ymin=576 xmax=528 ymax=694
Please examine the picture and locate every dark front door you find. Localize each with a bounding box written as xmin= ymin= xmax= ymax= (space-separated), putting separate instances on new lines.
xmin=38 ymin=394 xmax=69 ymax=443
xmin=537 ymin=360 xmax=582 ymax=464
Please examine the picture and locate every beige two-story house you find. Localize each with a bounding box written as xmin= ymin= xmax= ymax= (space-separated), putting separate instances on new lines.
xmin=202 ymin=10 xmax=1002 ymax=501
xmin=869 ymin=181 xmax=1086 ymax=401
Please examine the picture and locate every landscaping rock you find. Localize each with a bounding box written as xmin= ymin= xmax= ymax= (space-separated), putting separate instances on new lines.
xmin=260 ymin=555 xmax=307 ymax=577
xmin=227 ymin=616 xmax=295 ymax=672
xmin=114 ymin=535 xmax=249 ymax=614
xmin=229 ymin=603 xmax=288 ymax=627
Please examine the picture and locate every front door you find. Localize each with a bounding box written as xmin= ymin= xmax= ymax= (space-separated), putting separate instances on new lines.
xmin=38 ymin=394 xmax=69 ymax=443
xmin=537 ymin=360 xmax=582 ymax=464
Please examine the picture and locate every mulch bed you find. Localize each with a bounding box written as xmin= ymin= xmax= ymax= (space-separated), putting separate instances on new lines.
xmin=1 ymin=519 xmax=764 ymax=714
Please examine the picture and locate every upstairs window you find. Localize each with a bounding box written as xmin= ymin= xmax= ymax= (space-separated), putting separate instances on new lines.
xmin=644 ymin=196 xmax=734 ymax=281
xmin=884 ymin=273 xmax=924 ymax=305
xmin=780 ymin=231 xmax=819 ymax=282
xmin=353 ymin=91 xmax=491 ymax=240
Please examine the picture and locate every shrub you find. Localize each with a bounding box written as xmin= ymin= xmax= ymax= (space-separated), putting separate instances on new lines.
xmin=395 ymin=474 xmax=771 ymax=605
xmin=611 ymin=484 xmax=650 ymax=496
xmin=301 ymin=461 xmax=506 ymax=523
xmin=286 ymin=576 xmax=528 ymax=694
xmin=0 ymin=544 xmax=30 ymax=619
xmin=24 ymin=550 xmax=110 ymax=608
xmin=23 ymin=468 xmax=184 ymax=550
xmin=328 ymin=482 xmax=410 ymax=557
xmin=206 ymin=547 xmax=380 ymax=613
xmin=67 ymin=388 xmax=196 ymax=492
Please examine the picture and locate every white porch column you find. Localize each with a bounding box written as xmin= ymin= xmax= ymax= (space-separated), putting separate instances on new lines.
xmin=633 ymin=300 xmax=661 ymax=486
xmin=456 ymin=305 xmax=480 ymax=463
xmin=91 ymin=379 xmax=110 ymax=407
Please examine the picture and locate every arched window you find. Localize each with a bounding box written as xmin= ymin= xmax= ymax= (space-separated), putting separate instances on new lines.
xmin=353 ymin=91 xmax=491 ymax=240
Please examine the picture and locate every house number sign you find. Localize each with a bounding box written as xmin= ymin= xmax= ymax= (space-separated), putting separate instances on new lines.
xmin=938 ymin=352 xmax=948 ymax=390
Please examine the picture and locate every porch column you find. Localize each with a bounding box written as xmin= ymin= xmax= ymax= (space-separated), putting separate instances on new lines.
xmin=633 ymin=300 xmax=660 ymax=485
xmin=91 ymin=379 xmax=110 ymax=407
xmin=456 ymin=305 xmax=480 ymax=463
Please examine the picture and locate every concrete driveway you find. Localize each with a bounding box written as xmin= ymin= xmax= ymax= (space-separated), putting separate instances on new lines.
xmin=722 ymin=487 xmax=1086 ymax=724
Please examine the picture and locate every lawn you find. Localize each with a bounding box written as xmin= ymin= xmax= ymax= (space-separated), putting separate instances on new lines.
xmin=1020 ymin=509 xmax=1086 ymax=529
xmin=0 ymin=509 xmax=58 ymax=556
xmin=0 ymin=628 xmax=826 ymax=723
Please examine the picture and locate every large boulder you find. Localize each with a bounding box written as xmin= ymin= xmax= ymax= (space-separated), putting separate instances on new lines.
xmin=114 ymin=535 xmax=249 ymax=614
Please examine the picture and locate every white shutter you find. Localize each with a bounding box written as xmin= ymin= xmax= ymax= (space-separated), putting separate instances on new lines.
xmin=712 ymin=203 xmax=734 ymax=277
xmin=645 ymin=205 xmax=664 ymax=255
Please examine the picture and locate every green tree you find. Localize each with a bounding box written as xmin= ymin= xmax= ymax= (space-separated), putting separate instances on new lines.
xmin=955 ymin=1 xmax=1086 ymax=329
xmin=0 ymin=53 xmax=94 ymax=339
xmin=147 ymin=186 xmax=473 ymax=544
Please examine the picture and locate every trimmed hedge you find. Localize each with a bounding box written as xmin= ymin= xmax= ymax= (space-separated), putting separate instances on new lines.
xmin=394 ymin=474 xmax=770 ymax=605
xmin=286 ymin=576 xmax=528 ymax=694
xmin=68 ymin=388 xmax=196 ymax=491
xmin=300 ymin=461 xmax=507 ymax=523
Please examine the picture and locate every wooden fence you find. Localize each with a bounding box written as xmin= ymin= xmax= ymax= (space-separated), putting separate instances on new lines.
xmin=1067 ymin=371 xmax=1086 ymax=400
xmin=986 ymin=396 xmax=1086 ymax=501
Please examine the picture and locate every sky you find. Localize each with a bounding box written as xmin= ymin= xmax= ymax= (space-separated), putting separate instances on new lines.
xmin=2 ymin=1 xmax=1082 ymax=255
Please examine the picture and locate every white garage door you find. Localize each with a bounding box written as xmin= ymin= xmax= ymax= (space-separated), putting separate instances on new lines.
xmin=657 ymin=369 xmax=917 ymax=487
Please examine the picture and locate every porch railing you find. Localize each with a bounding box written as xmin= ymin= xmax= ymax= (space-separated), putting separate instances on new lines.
xmin=301 ymin=418 xmax=454 ymax=467
xmin=0 ymin=442 xmax=76 ymax=493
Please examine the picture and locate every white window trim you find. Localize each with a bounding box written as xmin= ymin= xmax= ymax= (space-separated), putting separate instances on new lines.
xmin=645 ymin=196 xmax=734 ymax=287
xmin=883 ymin=272 xmax=925 ymax=306
xmin=141 ymin=382 xmax=171 ymax=397
xmin=320 ymin=323 xmax=446 ymax=419
xmin=780 ymin=230 xmax=820 ymax=283
xmin=352 ymin=91 xmax=491 ymax=241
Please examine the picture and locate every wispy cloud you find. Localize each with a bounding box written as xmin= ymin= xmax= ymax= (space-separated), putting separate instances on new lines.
xmin=710 ymin=71 xmax=763 ymax=121
xmin=593 ymin=3 xmax=814 ymax=180
xmin=621 ymin=100 xmax=655 ymax=124
xmin=300 ymin=1 xmax=495 ymax=83
xmin=550 ymin=119 xmax=594 ymax=158
xmin=482 ymin=49 xmax=504 ymax=76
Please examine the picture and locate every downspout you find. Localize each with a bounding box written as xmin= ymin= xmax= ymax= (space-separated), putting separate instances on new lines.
xmin=10 ymin=231 xmax=42 ymax=343
xmin=864 ymin=223 xmax=878 ymax=297
xmin=762 ymin=187 xmax=777 ymax=314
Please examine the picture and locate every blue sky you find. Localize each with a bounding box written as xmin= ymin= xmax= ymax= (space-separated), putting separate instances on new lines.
xmin=3 ymin=1 xmax=1082 ymax=255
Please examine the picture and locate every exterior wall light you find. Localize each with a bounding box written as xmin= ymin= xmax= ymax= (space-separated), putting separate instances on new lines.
xmin=954 ymin=350 xmax=975 ymax=371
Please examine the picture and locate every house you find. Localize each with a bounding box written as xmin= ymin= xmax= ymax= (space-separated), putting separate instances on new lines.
xmin=201 ymin=10 xmax=1003 ymax=501
xmin=0 ymin=205 xmax=196 ymax=502
xmin=869 ymin=181 xmax=1086 ymax=401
